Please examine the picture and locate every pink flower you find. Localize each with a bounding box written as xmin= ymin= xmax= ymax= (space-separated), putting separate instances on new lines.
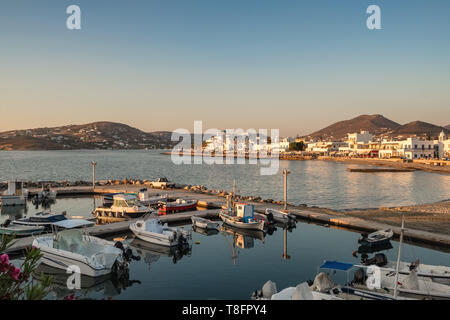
xmin=64 ymin=293 xmax=76 ymax=300
xmin=0 ymin=253 xmax=9 ymax=265
xmin=9 ymin=267 xmax=21 ymax=281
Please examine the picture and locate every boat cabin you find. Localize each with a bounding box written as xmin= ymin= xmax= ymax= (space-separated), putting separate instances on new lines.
xmin=235 ymin=203 xmax=254 ymax=222
xmin=112 ymin=194 xmax=138 ymax=208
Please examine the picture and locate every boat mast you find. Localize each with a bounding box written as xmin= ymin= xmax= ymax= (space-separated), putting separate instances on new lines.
xmin=232 ymin=179 xmax=236 ymax=214
xmin=393 ymin=216 xmax=405 ymax=299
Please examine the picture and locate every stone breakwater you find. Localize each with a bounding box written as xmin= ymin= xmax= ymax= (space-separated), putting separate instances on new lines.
xmin=0 ymin=179 xmax=304 ymax=208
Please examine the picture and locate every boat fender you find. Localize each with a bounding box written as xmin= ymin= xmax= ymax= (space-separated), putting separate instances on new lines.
xmin=352 ymin=250 xmax=358 ymax=257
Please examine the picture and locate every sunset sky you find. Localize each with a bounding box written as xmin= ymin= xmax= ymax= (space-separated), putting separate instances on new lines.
xmin=1 ymin=0 xmax=449 ymax=136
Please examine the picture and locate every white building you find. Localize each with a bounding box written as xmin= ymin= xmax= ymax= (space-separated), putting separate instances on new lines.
xmin=279 ymin=137 xmax=294 ymax=152
xmin=347 ymin=131 xmax=373 ymax=144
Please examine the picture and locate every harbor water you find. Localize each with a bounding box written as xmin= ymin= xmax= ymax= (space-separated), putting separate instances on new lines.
xmin=4 ymin=197 xmax=450 ymax=300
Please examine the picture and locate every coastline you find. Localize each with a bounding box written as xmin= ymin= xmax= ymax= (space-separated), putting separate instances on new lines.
xmin=161 ymin=151 xmax=450 ymax=174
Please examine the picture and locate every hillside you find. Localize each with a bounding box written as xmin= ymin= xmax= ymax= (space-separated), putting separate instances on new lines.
xmin=0 ymin=122 xmax=175 ymax=150
xmin=304 ymin=114 xmax=400 ymax=140
xmin=445 ymin=125 xmax=450 ymax=130
xmin=390 ymin=121 xmax=450 ymax=138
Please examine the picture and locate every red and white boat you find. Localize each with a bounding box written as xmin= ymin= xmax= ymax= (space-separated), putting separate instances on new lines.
xmin=158 ymin=199 xmax=198 ymax=215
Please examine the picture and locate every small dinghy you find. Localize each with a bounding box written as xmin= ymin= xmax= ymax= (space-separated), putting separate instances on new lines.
xmin=359 ymin=229 xmax=393 ymax=245
xmin=0 ymin=219 xmax=44 ymax=237
xmin=130 ymin=218 xmax=192 ymax=247
xmin=191 ymin=216 xmax=220 ymax=230
xmin=33 ymin=229 xmax=129 ymax=277
xmin=12 ymin=212 xmax=67 ymax=229
xmin=264 ymin=208 xmax=296 ymax=225
xmin=159 ymin=199 xmax=198 ymax=215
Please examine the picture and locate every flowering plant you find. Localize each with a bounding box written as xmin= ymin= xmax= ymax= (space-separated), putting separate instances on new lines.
xmin=0 ymin=234 xmax=52 ymax=300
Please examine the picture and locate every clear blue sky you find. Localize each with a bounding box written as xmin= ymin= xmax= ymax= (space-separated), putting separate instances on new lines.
xmin=1 ymin=0 xmax=449 ymax=136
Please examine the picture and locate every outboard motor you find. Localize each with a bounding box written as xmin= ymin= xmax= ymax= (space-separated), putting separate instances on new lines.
xmin=1 ymin=219 xmax=11 ymax=228
xmin=266 ymin=212 xmax=274 ymax=223
xmin=113 ymin=241 xmax=138 ymax=262
xmin=352 ymin=268 xmax=367 ymax=284
xmin=362 ymin=253 xmax=387 ymax=267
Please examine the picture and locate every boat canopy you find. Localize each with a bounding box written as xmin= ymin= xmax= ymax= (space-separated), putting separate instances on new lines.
xmin=52 ymin=219 xmax=95 ymax=229
xmin=320 ymin=261 xmax=354 ymax=271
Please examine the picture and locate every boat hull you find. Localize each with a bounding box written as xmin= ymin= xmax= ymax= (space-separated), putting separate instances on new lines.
xmin=191 ymin=216 xmax=220 ymax=230
xmin=219 ymin=212 xmax=265 ymax=231
xmin=0 ymin=226 xmax=45 ymax=237
xmin=0 ymin=195 xmax=26 ymax=206
xmin=130 ymin=223 xmax=178 ymax=247
xmin=38 ymin=250 xmax=111 ymax=278
xmin=159 ymin=201 xmax=198 ymax=214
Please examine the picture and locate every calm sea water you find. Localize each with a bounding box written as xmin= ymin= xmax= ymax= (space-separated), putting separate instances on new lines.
xmin=1 ymin=150 xmax=450 ymax=210
xmin=7 ymin=197 xmax=450 ymax=300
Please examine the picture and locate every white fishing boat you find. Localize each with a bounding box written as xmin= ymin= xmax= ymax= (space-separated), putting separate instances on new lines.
xmin=264 ymin=208 xmax=296 ymax=225
xmin=219 ymin=205 xmax=265 ymax=231
xmin=136 ymin=189 xmax=169 ymax=206
xmin=0 ymin=181 xmax=26 ymax=206
xmin=0 ymin=219 xmax=45 ymax=237
xmin=359 ymin=229 xmax=393 ymax=245
xmin=33 ymin=230 xmax=129 ymax=277
xmin=357 ymin=218 xmax=450 ymax=299
xmin=93 ymin=194 xmax=153 ymax=218
xmin=130 ymin=218 xmax=192 ymax=247
xmin=191 ymin=216 xmax=220 ymax=230
xmin=359 ymin=255 xmax=450 ymax=283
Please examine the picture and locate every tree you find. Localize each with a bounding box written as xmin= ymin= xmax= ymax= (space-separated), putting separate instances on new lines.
xmin=289 ymin=141 xmax=304 ymax=151
xmin=0 ymin=235 xmax=52 ymax=300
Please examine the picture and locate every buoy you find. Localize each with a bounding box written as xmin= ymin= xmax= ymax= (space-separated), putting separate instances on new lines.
xmin=195 ymin=241 xmax=200 ymax=245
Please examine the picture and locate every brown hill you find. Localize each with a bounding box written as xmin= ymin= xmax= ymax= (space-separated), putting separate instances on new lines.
xmin=0 ymin=122 xmax=175 ymax=150
xmin=445 ymin=125 xmax=450 ymax=130
xmin=305 ymin=114 xmax=400 ymax=140
xmin=390 ymin=121 xmax=450 ymax=138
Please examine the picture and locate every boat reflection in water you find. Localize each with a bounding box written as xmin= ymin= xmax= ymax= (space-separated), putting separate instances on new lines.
xmin=220 ymin=224 xmax=265 ymax=264
xmin=130 ymin=238 xmax=191 ymax=267
xmin=192 ymin=225 xmax=219 ymax=236
xmin=355 ymin=240 xmax=394 ymax=264
xmin=32 ymin=263 xmax=140 ymax=299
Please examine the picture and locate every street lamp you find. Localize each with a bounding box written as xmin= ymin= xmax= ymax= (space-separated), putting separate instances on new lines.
xmin=91 ymin=161 xmax=97 ymax=190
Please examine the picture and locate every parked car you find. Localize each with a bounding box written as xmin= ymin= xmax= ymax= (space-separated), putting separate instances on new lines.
xmin=149 ymin=177 xmax=175 ymax=189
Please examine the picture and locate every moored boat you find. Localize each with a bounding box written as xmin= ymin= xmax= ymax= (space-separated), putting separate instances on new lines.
xmin=191 ymin=216 xmax=220 ymax=230
xmin=219 ymin=204 xmax=265 ymax=231
xmin=93 ymin=194 xmax=153 ymax=218
xmin=0 ymin=219 xmax=45 ymax=237
xmin=158 ymin=199 xmax=198 ymax=215
xmin=130 ymin=218 xmax=192 ymax=247
xmin=12 ymin=211 xmax=67 ymax=229
xmin=264 ymin=208 xmax=296 ymax=225
xmin=33 ymin=229 xmax=129 ymax=277
xmin=358 ymin=229 xmax=393 ymax=245
xmin=0 ymin=181 xmax=26 ymax=207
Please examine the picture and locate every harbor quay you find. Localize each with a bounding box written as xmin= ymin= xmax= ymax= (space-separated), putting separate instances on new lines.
xmin=4 ymin=180 xmax=450 ymax=255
